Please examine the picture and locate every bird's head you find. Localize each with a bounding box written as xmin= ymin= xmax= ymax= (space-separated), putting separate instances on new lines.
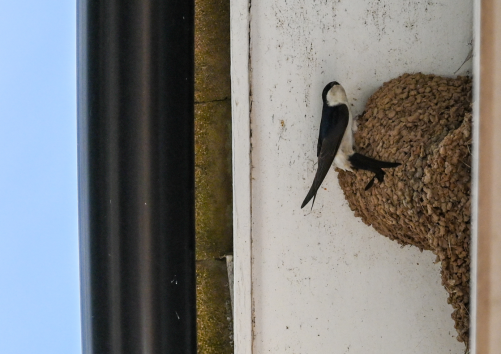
xmin=322 ymin=81 xmax=348 ymax=107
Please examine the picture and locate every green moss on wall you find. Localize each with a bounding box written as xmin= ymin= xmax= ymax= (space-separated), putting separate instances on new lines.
xmin=195 ymin=100 xmax=233 ymax=260
xmin=195 ymin=0 xmax=231 ymax=103
xmin=197 ymin=260 xmax=233 ymax=354
xmin=194 ymin=0 xmax=233 ymax=351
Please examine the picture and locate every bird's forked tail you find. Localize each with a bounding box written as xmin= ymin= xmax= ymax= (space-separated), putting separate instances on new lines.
xmin=348 ymin=153 xmax=401 ymax=190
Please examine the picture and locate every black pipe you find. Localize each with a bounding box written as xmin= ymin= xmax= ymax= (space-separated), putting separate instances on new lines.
xmin=77 ymin=0 xmax=196 ymax=353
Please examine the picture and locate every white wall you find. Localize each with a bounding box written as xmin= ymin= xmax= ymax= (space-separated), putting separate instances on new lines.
xmin=234 ymin=0 xmax=472 ymax=353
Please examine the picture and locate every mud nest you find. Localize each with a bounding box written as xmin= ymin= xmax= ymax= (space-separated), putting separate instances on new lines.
xmin=338 ymin=73 xmax=472 ymax=346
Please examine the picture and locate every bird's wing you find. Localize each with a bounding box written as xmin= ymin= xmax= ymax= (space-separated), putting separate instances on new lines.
xmin=301 ymin=104 xmax=349 ymax=209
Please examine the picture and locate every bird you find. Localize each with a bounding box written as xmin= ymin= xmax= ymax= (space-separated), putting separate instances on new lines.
xmin=301 ymin=81 xmax=401 ymax=209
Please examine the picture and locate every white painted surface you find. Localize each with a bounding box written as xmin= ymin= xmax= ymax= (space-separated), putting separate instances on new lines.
xmin=470 ymin=1 xmax=481 ymax=353
xmin=230 ymin=0 xmax=253 ymax=353
xmin=232 ymin=0 xmax=473 ymax=353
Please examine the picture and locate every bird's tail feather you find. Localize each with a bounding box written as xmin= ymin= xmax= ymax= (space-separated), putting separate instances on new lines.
xmin=349 ymin=153 xmax=401 ymax=169
xmin=349 ymin=153 xmax=401 ymax=190
xmin=301 ymin=189 xmax=316 ymax=209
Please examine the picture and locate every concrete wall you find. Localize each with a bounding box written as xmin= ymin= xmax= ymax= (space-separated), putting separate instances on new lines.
xmin=236 ymin=0 xmax=472 ymax=353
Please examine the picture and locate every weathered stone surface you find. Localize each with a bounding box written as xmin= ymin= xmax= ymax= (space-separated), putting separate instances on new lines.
xmin=195 ymin=0 xmax=231 ymax=103
xmin=195 ymin=100 xmax=233 ymax=260
xmin=197 ymin=260 xmax=233 ymax=354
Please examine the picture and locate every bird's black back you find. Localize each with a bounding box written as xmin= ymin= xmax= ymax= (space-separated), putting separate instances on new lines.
xmin=302 ymin=103 xmax=349 ymax=209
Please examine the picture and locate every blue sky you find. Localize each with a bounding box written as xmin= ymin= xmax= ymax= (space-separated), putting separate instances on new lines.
xmin=0 ymin=1 xmax=80 ymax=353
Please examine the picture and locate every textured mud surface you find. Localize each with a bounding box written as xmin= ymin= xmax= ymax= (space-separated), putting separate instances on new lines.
xmin=338 ymin=73 xmax=472 ymax=345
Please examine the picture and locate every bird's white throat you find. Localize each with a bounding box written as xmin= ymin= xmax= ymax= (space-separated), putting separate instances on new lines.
xmin=326 ymin=85 xmax=348 ymax=107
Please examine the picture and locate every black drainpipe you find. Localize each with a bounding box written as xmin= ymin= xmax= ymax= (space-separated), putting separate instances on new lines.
xmin=77 ymin=0 xmax=196 ymax=353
